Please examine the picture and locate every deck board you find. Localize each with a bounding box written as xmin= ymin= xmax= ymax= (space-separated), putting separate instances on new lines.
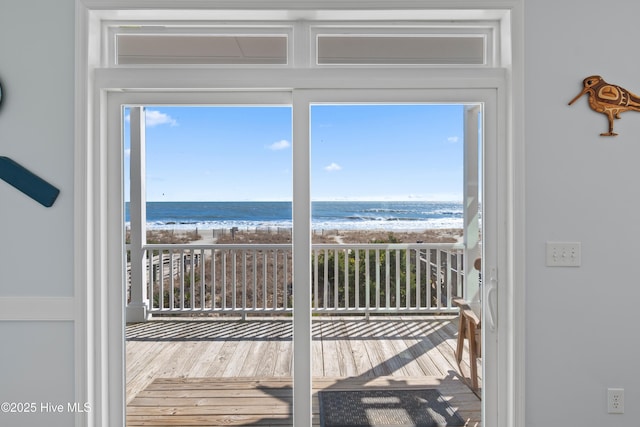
xmin=126 ymin=316 xmax=481 ymax=426
xmin=127 ymin=376 xmax=479 ymax=426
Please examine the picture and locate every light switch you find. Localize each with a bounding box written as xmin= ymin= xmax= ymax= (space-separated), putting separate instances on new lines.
xmin=546 ymin=242 xmax=581 ymax=267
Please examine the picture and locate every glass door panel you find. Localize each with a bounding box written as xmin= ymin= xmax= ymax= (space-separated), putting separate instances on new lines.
xmin=306 ymin=99 xmax=483 ymax=427
xmin=124 ymin=104 xmax=294 ymax=426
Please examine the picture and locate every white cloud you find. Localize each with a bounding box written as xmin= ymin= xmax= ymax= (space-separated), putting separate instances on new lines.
xmin=268 ymin=139 xmax=291 ymax=150
xmin=124 ymin=110 xmax=178 ymax=127
xmin=324 ymin=162 xmax=342 ymax=172
xmin=145 ymin=110 xmax=178 ymax=127
xmin=447 ymin=136 xmax=460 ymax=143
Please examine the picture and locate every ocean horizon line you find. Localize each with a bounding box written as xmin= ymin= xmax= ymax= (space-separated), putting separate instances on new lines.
xmin=125 ymin=200 xmax=466 ymax=231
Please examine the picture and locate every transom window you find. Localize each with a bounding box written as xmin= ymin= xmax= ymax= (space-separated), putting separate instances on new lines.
xmin=117 ymin=34 xmax=289 ymax=65
xmin=106 ymin=20 xmax=499 ymax=67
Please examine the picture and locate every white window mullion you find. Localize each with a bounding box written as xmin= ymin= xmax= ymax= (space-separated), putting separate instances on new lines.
xmin=292 ymin=90 xmax=312 ymax=426
xmin=293 ymin=21 xmax=311 ymax=68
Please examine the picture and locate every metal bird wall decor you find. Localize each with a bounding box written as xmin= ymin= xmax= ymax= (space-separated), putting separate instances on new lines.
xmin=569 ymin=75 xmax=640 ymax=136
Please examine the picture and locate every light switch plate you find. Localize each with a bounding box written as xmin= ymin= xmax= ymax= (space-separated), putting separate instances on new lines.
xmin=546 ymin=242 xmax=581 ymax=267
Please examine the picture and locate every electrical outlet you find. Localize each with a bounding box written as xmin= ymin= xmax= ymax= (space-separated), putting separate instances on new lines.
xmin=608 ymin=388 xmax=624 ymax=414
xmin=546 ymin=242 xmax=581 ymax=267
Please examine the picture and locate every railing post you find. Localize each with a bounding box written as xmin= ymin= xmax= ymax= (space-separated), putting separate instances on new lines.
xmin=126 ymin=107 xmax=150 ymax=322
xmin=464 ymin=105 xmax=482 ymax=312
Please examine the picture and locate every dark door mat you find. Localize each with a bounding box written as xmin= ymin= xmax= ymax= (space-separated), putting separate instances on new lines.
xmin=318 ymin=389 xmax=466 ymax=427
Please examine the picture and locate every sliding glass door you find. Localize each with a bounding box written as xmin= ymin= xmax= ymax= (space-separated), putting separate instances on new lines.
xmin=113 ymin=87 xmax=498 ymax=426
xmin=292 ymin=89 xmax=497 ymax=426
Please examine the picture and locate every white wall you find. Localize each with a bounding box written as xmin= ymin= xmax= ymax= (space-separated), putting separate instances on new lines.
xmin=0 ymin=1 xmax=76 ymax=426
xmin=1 ymin=0 xmax=639 ymax=426
xmin=0 ymin=1 xmax=74 ymax=294
xmin=525 ymin=0 xmax=640 ymax=425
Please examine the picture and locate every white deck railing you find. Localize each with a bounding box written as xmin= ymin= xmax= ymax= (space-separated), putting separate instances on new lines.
xmin=127 ymin=243 xmax=465 ymax=318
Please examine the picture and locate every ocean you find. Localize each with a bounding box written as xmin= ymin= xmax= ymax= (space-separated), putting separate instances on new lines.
xmin=125 ymin=201 xmax=464 ymax=231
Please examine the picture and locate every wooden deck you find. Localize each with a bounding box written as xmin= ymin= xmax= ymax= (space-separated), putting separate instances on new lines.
xmin=126 ymin=316 xmax=481 ymax=426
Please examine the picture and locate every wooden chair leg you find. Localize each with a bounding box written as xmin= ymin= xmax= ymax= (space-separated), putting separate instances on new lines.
xmin=453 ymin=298 xmax=480 ymax=390
xmin=455 ymin=314 xmax=466 ymax=364
xmin=467 ymin=318 xmax=479 ymax=390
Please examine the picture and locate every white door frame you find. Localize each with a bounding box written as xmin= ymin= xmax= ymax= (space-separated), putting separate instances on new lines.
xmin=93 ymin=71 xmax=512 ymax=427
xmin=76 ymin=4 xmax=524 ymax=427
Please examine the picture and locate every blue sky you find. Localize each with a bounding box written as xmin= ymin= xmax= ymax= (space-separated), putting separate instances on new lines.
xmin=124 ymin=104 xmax=466 ymax=201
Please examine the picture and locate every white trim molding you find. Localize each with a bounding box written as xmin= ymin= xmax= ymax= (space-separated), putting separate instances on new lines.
xmin=0 ymin=297 xmax=76 ymax=321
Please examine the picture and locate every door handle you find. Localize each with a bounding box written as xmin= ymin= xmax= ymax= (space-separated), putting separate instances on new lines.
xmin=487 ymin=268 xmax=497 ymax=331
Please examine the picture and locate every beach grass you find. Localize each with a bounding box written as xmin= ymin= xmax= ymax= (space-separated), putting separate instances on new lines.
xmin=148 ymin=227 xmax=463 ymax=245
xmin=126 ymin=229 xmax=202 ymax=245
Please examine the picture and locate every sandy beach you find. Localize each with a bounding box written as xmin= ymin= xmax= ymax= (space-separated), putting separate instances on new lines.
xmin=146 ymin=227 xmax=464 ymax=245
